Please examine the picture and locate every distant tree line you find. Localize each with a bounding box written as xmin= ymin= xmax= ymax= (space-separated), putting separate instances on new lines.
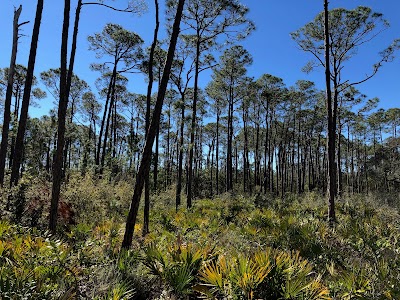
xmin=0 ymin=0 xmax=399 ymax=248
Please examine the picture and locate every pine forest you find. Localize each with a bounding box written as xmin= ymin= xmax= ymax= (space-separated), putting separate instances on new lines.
xmin=0 ymin=0 xmax=399 ymax=299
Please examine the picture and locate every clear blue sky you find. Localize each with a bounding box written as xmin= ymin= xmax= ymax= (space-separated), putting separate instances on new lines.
xmin=0 ymin=0 xmax=399 ymax=117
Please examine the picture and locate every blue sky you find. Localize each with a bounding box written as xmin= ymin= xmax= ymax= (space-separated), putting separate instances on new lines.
xmin=0 ymin=0 xmax=399 ymax=117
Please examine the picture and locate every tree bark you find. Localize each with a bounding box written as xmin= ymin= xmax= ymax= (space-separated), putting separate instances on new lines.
xmin=49 ymin=0 xmax=70 ymax=232
xmin=143 ymin=0 xmax=159 ymax=236
xmin=243 ymin=105 xmax=249 ymax=193
xmin=324 ymin=0 xmax=336 ymax=223
xmin=0 ymin=5 xmax=23 ymax=187
xmin=227 ymin=86 xmax=234 ymax=192
xmin=121 ymin=0 xmax=184 ymax=249
xmin=10 ymin=0 xmax=44 ymax=187
xmin=175 ymin=93 xmax=185 ymax=210
xmin=187 ymin=36 xmax=201 ymax=208
xmin=100 ymin=75 xmax=117 ymax=172
xmin=96 ymin=65 xmax=116 ymax=169
xmin=153 ymin=127 xmax=159 ymax=189
xmin=216 ymin=112 xmax=220 ymax=194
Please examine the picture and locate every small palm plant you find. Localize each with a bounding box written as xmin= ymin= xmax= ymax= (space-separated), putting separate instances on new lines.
xmin=197 ymin=248 xmax=330 ymax=300
xmin=142 ymin=241 xmax=206 ymax=297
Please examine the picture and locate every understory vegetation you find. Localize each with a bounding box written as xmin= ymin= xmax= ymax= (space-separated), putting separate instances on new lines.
xmin=1 ymin=1 xmax=400 ymax=299
xmin=1 ymin=174 xmax=399 ymax=299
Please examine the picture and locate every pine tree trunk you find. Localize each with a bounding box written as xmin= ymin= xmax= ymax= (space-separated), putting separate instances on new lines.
xmin=153 ymin=127 xmax=159 ymax=190
xmin=143 ymin=0 xmax=159 ymax=236
xmin=121 ymin=0 xmax=184 ymax=249
xmin=187 ymin=36 xmax=201 ymax=208
xmin=96 ymin=65 xmax=116 ymax=169
xmin=243 ymin=106 xmax=248 ymax=193
xmin=10 ymin=0 xmax=44 ymax=187
xmin=175 ymin=93 xmax=185 ymax=210
xmin=324 ymin=0 xmax=336 ymax=223
xmin=49 ymin=0 xmax=70 ymax=232
xmin=0 ymin=6 xmax=23 ymax=187
xmin=216 ymin=113 xmax=220 ymax=194
xmin=210 ymin=138 xmax=214 ymax=196
xmin=100 ymin=76 xmax=117 ymax=172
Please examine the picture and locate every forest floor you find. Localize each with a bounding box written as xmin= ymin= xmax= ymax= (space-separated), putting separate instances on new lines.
xmin=0 ymin=174 xmax=400 ymax=299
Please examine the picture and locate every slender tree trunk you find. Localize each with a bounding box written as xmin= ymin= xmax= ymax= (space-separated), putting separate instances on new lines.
xmin=8 ymin=90 xmax=22 ymax=170
xmin=10 ymin=0 xmax=44 ymax=187
xmin=308 ymin=137 xmax=313 ymax=191
xmin=263 ymin=111 xmax=269 ymax=194
xmin=227 ymin=88 xmax=234 ymax=192
xmin=346 ymin=124 xmax=350 ymax=194
xmin=175 ymin=94 xmax=185 ymax=210
xmin=96 ymin=65 xmax=116 ymax=169
xmin=351 ymin=135 xmax=355 ymax=194
xmin=243 ymin=106 xmax=248 ymax=193
xmin=112 ymin=101 xmax=117 ymax=158
xmin=92 ymin=118 xmax=97 ymax=162
xmin=153 ymin=127 xmax=159 ymax=190
xmin=62 ymin=100 xmax=74 ymax=178
xmin=270 ymin=117 xmax=276 ymax=194
xmin=216 ymin=112 xmax=220 ymax=194
xmin=166 ymin=105 xmax=171 ymax=188
xmin=235 ymin=141 xmax=238 ymax=185
xmin=143 ymin=0 xmax=159 ymax=236
xmin=0 ymin=6 xmax=23 ymax=186
xmin=337 ymin=124 xmax=343 ymax=196
xmin=100 ymin=78 xmax=117 ymax=172
xmin=255 ymin=116 xmax=260 ymax=187
xmin=121 ymin=0 xmax=184 ymax=249
xmin=297 ymin=119 xmax=302 ymax=194
xmin=324 ymin=0 xmax=336 ymax=223
xmin=364 ymin=133 xmax=368 ymax=194
xmin=49 ymin=0 xmax=70 ymax=232
xmin=61 ymin=0 xmax=82 ymax=180
xmin=302 ymin=146 xmax=307 ymax=192
xmin=210 ymin=138 xmax=214 ymax=196
xmin=187 ymin=35 xmax=201 ymax=208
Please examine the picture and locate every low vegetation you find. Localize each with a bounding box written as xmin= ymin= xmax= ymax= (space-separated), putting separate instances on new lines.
xmin=1 ymin=174 xmax=399 ymax=299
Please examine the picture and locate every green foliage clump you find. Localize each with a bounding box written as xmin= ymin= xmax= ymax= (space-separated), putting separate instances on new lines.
xmin=0 ymin=219 xmax=144 ymax=299
xmin=63 ymin=173 xmax=134 ymax=224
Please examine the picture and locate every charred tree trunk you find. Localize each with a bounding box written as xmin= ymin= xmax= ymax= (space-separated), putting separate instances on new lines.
xmin=0 ymin=6 xmax=24 ymax=186
xmin=10 ymin=0 xmax=44 ymax=187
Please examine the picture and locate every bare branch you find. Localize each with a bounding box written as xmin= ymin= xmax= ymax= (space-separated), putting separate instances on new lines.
xmin=82 ymin=2 xmax=140 ymax=13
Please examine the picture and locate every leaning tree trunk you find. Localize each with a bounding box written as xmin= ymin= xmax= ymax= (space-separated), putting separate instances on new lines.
xmin=143 ymin=0 xmax=160 ymax=237
xmin=121 ymin=0 xmax=185 ymax=249
xmin=49 ymin=0 xmax=70 ymax=232
xmin=0 ymin=5 xmax=23 ymax=187
xmin=10 ymin=0 xmax=44 ymax=187
xmin=100 ymin=77 xmax=117 ymax=172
